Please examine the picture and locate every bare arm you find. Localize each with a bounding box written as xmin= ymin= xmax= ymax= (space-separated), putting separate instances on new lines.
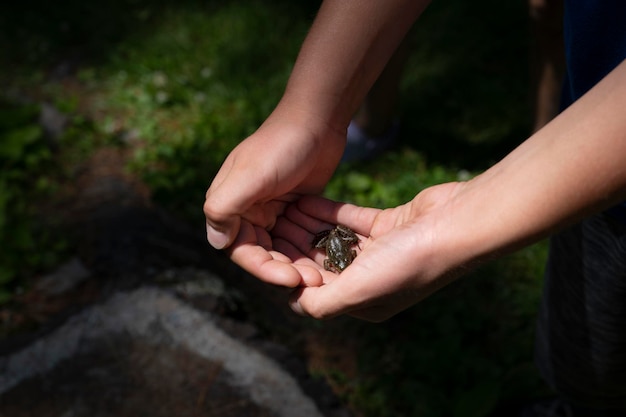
xmin=204 ymin=1 xmax=429 ymax=284
xmin=276 ymin=0 xmax=430 ymax=132
xmin=287 ymin=59 xmax=626 ymax=321
xmin=450 ymin=58 xmax=626 ymax=263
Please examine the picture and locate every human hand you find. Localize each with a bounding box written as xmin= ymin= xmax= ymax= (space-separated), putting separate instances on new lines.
xmin=270 ymin=182 xmax=469 ymax=322
xmin=204 ymin=116 xmax=346 ymax=287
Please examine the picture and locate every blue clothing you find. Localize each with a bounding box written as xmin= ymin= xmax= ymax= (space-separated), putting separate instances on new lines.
xmin=561 ymin=0 xmax=626 ymax=108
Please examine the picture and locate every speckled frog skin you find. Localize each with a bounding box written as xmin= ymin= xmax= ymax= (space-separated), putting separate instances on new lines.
xmin=312 ymin=225 xmax=360 ymax=273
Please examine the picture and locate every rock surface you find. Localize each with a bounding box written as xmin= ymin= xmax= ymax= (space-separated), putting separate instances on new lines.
xmin=0 ymin=286 xmax=345 ymax=417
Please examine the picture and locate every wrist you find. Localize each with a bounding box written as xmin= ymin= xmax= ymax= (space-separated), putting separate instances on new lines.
xmin=415 ymin=180 xmax=524 ymax=281
xmin=272 ymin=89 xmax=350 ymax=140
xmin=433 ymin=169 xmax=552 ymax=271
xmin=261 ymin=97 xmax=348 ymax=160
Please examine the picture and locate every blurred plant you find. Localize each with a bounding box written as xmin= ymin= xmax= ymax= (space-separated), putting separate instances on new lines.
xmin=0 ymin=100 xmax=63 ymax=303
xmin=67 ymin=1 xmax=313 ymax=221
xmin=325 ymin=149 xmax=462 ymax=208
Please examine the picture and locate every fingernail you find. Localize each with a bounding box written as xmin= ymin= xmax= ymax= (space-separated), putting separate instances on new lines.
xmin=289 ymin=300 xmax=304 ymax=316
xmin=206 ymin=225 xmax=230 ymax=250
xmin=288 ymin=292 xmax=306 ymax=316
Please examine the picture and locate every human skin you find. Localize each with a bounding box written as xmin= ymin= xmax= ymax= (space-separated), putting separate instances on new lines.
xmin=204 ymin=0 xmax=626 ymax=321
xmin=204 ymin=0 xmax=429 ymax=284
xmin=276 ymin=59 xmax=626 ymax=322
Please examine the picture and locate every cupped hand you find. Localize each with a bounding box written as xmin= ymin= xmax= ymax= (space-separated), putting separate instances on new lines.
xmin=270 ymin=182 xmax=467 ymax=322
xmin=204 ymin=116 xmax=345 ymax=287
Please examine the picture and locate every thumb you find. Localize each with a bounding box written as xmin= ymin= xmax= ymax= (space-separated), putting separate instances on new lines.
xmin=204 ymin=148 xmax=261 ymax=249
xmin=204 ymin=169 xmax=245 ymax=250
xmin=205 ymin=215 xmax=240 ymax=250
xmin=289 ymin=279 xmax=350 ymax=320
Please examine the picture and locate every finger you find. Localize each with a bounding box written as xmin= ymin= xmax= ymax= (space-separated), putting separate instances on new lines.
xmin=272 ymin=215 xmax=329 ymax=265
xmin=228 ymin=220 xmax=302 ymax=288
xmin=273 ymin=237 xmax=338 ymax=287
xmin=204 ymin=157 xmax=242 ymax=249
xmin=205 ymin=193 xmax=293 ymax=250
xmin=288 ymin=243 xmax=411 ymax=319
xmin=204 ymin=152 xmax=277 ymax=248
xmin=283 ymin=202 xmax=334 ymax=235
xmin=272 ymin=214 xmax=345 ymax=286
xmin=272 ymin=236 xmax=316 ymax=266
xmin=296 ymin=195 xmax=381 ymax=236
xmin=284 ymin=258 xmax=326 ymax=287
xmin=288 ymin=262 xmax=373 ymax=319
xmin=206 ymin=217 xmax=239 ymax=250
xmin=289 ymin=277 xmax=397 ymax=320
xmin=289 ymin=284 xmax=349 ymax=319
xmin=205 ymin=184 xmax=298 ymax=250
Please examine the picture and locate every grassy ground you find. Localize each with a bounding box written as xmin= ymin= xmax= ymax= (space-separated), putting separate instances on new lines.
xmin=1 ymin=0 xmax=554 ymax=415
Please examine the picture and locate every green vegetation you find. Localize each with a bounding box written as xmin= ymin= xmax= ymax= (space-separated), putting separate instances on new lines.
xmin=0 ymin=0 xmax=553 ymax=415
xmin=93 ymin=1 xmax=313 ymax=216
xmin=0 ymin=101 xmax=49 ymax=303
xmin=0 ymin=96 xmax=102 ymax=304
xmin=0 ymin=101 xmax=59 ymax=303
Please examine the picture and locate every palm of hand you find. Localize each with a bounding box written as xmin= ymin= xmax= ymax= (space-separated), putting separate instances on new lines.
xmin=269 ymin=182 xmax=463 ymax=321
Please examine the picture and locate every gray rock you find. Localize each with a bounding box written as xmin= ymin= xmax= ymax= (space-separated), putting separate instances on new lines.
xmin=0 ymin=287 xmax=328 ymax=417
xmin=35 ymin=257 xmax=91 ymax=296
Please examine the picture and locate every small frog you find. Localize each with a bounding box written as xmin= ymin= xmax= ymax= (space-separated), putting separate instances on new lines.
xmin=312 ymin=225 xmax=360 ymax=273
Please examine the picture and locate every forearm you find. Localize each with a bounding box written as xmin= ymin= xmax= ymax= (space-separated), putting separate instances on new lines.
xmin=274 ymin=0 xmax=429 ymax=133
xmin=444 ymin=59 xmax=626 ymax=265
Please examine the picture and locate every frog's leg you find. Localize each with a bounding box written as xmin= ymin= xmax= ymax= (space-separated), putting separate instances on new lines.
xmin=312 ymin=230 xmax=331 ymax=249
xmin=335 ymin=226 xmax=360 ymax=245
xmin=323 ymin=259 xmax=336 ymax=272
